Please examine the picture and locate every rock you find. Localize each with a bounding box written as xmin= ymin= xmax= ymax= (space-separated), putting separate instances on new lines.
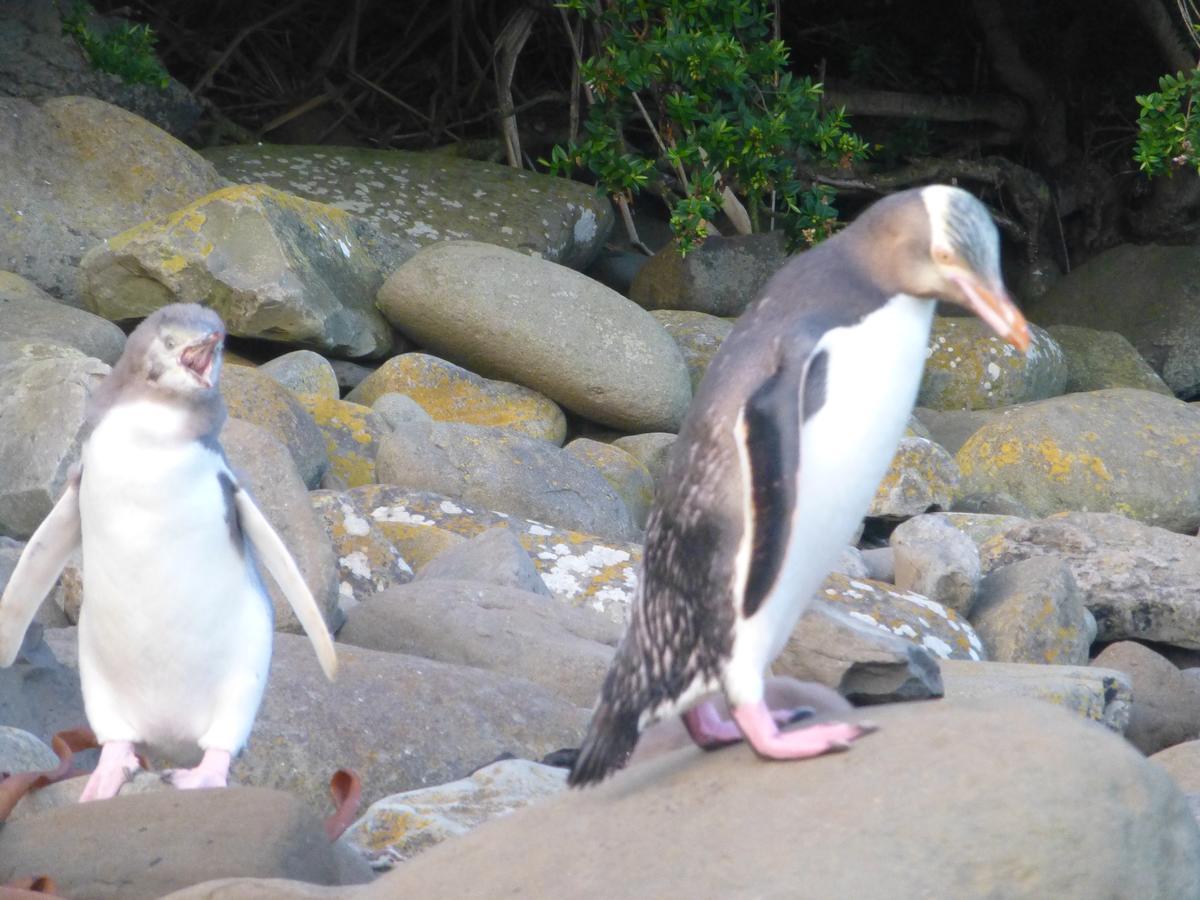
xmin=160 ymin=880 xmax=353 ymax=899
xmin=629 ymin=232 xmax=787 ymax=317
xmin=0 ymin=95 xmax=224 ymax=306
xmin=0 ymin=626 xmax=87 ymax=742
xmin=889 ymin=514 xmax=981 ymax=614
xmin=260 ymin=350 xmax=340 ymax=399
xmin=238 ymin=634 xmax=590 ymax=812
xmin=931 ymin=511 xmax=1030 ymax=548
xmin=648 ymin=309 xmax=733 ymax=392
xmin=376 ymin=241 xmax=691 ymax=432
xmin=371 ymin=392 xmax=432 ymax=429
xmin=956 ymin=389 xmax=1200 ymax=533
xmin=0 ymin=725 xmax=57 ymax=773
xmin=978 ymin=512 xmax=1200 ymax=649
xmin=1152 ymin=740 xmax=1200 ymax=792
xmin=0 ymin=787 xmax=346 ymax=898
xmin=950 ymin=491 xmax=1033 ymax=517
xmin=584 ymin=248 xmax=647 ymax=295
xmin=0 ymin=346 xmax=109 ymax=538
xmin=330 ymin=359 xmax=375 ymax=393
xmin=294 ymin=394 xmax=389 ymax=489
xmin=564 ymin=438 xmax=654 ymax=529
xmin=338 ymin=580 xmax=617 ymax=707
xmin=416 ymin=527 xmax=550 ymax=596
xmin=0 ymin=271 xmax=125 ymax=364
xmin=375 ymin=420 xmax=637 ymax=542
xmin=611 ymin=433 xmax=676 ymax=487
xmin=910 ymin=405 xmax=991 ymax=454
xmin=830 ymin=545 xmax=870 ymax=579
xmin=776 ymin=601 xmax=943 ymax=704
xmin=203 ymin=144 xmax=613 ymax=271
xmin=370 ymin=700 xmax=1200 ymax=899
xmin=1092 ymin=642 xmax=1200 ymax=754
xmin=220 ymin=419 xmax=341 ymax=633
xmin=341 ymin=759 xmax=566 ymax=871
xmin=819 ymin=572 xmax=986 ymax=661
xmin=1027 ymin=243 xmax=1200 ymax=396
xmin=221 ymin=364 xmax=329 ymax=488
xmin=859 ymin=547 xmax=894 ymax=582
xmin=81 ymin=185 xmax=393 ymax=358
xmin=941 ymin=659 xmax=1132 ymax=731
xmin=869 ymin=436 xmax=959 ymax=518
xmin=970 ymin=556 xmax=1091 ymax=665
xmin=1046 ymin=324 xmax=1173 ymax=396
xmin=345 ymin=485 xmax=642 ymax=621
xmin=309 ymin=490 xmax=413 ymax=612
xmin=346 ymin=353 xmax=566 ymax=444
xmin=918 ymin=316 xmax=1067 ymax=410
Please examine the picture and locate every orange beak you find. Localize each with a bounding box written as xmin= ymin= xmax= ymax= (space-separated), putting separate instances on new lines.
xmin=950 ymin=273 xmax=1030 ymax=353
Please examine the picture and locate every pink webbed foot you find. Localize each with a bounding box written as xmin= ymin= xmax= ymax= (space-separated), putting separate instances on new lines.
xmin=79 ymin=740 xmax=140 ymax=802
xmin=164 ymin=748 xmax=232 ymax=790
xmin=683 ymin=701 xmax=815 ymax=750
xmin=731 ymin=701 xmax=876 ymax=760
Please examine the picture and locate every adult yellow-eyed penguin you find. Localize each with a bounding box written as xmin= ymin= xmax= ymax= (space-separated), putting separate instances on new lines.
xmin=569 ymin=185 xmax=1029 ymax=787
xmin=0 ymin=304 xmax=337 ymax=801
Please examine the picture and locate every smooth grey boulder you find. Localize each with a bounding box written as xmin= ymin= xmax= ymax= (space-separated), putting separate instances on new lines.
xmin=371 ymin=392 xmax=432 ymax=429
xmin=1092 ymin=642 xmax=1200 ymax=755
xmin=611 ymin=433 xmax=676 ymax=487
xmin=375 ymin=420 xmax=638 ymax=542
xmin=260 ymin=350 xmax=340 ymax=399
xmin=416 ymin=527 xmax=551 ymax=596
xmin=890 ymin=514 xmax=981 ymax=614
xmin=630 ymin=232 xmax=786 ymax=317
xmin=0 ymin=271 xmax=125 ymax=364
xmin=564 ymin=438 xmax=654 ymax=530
xmin=376 ymin=241 xmax=692 ymax=433
xmin=337 ymin=579 xmax=618 ymax=707
xmin=1047 ymin=324 xmax=1173 ymax=395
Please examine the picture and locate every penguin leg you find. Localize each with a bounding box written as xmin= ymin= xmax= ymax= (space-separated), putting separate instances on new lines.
xmin=165 ymin=749 xmax=232 ymax=790
xmin=730 ymin=702 xmax=876 ymax=760
xmin=79 ymin=740 xmax=140 ymax=802
xmin=683 ymin=701 xmax=815 ymax=750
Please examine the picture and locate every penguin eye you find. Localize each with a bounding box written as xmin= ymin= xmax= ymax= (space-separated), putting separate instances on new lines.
xmin=163 ymin=336 xmax=176 ymax=350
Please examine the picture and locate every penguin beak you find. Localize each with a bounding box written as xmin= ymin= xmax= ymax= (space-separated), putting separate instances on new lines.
xmin=950 ymin=273 xmax=1030 ymax=353
xmin=180 ymin=331 xmax=224 ymax=387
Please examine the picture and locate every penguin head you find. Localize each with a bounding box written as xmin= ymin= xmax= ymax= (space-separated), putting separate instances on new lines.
xmin=132 ymin=303 xmax=226 ymax=397
xmin=917 ymin=185 xmax=1030 ymax=352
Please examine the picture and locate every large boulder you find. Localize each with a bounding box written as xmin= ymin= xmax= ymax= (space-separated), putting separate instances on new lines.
xmin=376 ymin=241 xmax=692 ymax=433
xmin=202 ymin=144 xmax=613 ymax=270
xmin=1092 ymin=642 xmax=1200 ymax=755
xmin=81 ymin=185 xmax=394 ymax=358
xmin=0 ymin=95 xmax=225 ymax=306
xmin=956 ymin=389 xmax=1200 ymax=533
xmin=1027 ymin=243 xmax=1200 ymax=396
xmin=918 ymin=316 xmax=1067 ymax=410
xmin=648 ymin=310 xmax=733 ymax=393
xmin=0 ymin=271 xmax=125 ymax=364
xmin=1046 ymin=324 xmax=1173 ymax=396
xmin=368 ymin=699 xmax=1200 ymax=898
xmin=869 ymin=436 xmax=959 ymax=518
xmin=294 ymin=394 xmax=389 ymax=490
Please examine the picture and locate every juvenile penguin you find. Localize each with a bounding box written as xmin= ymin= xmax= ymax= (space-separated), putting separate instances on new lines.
xmin=0 ymin=304 xmax=337 ymax=801
xmin=569 ymin=186 xmax=1029 ymax=787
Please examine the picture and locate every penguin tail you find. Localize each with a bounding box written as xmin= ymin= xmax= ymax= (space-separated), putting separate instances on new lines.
xmin=568 ymin=699 xmax=641 ymax=788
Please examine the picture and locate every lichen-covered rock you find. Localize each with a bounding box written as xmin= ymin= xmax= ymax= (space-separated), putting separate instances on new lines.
xmin=220 ymin=364 xmax=329 ymax=488
xmin=629 ymin=232 xmax=787 ymax=317
xmin=202 ymin=144 xmax=613 ymax=270
xmin=611 ymin=433 xmax=676 ymax=488
xmin=956 ymin=389 xmax=1200 ymax=533
xmin=649 ymin=309 xmax=734 ymax=392
xmin=819 ymin=572 xmax=986 ymax=661
xmin=376 ymin=241 xmax=692 ymax=433
xmin=340 ymin=760 xmax=567 ymax=870
xmin=970 ymin=556 xmax=1091 ymax=665
xmin=1046 ymin=325 xmax=1173 ymax=396
xmin=889 ymin=514 xmax=981 ymax=615
xmin=0 ymin=271 xmax=125 ymax=365
xmin=918 ymin=511 xmax=1029 ymax=550
xmin=869 ymin=436 xmax=960 ymax=518
xmin=294 ymin=394 xmax=388 ymax=489
xmin=309 ymin=489 xmax=414 ymax=611
xmin=259 ymin=350 xmax=340 ymax=399
xmin=564 ymin=438 xmax=654 ymax=530
xmin=1027 ymin=243 xmax=1200 ymax=396
xmin=918 ymin=317 xmax=1067 ymax=410
xmin=346 ymin=353 xmax=566 ymax=444
xmin=81 ymin=184 xmax=393 ymax=358
xmin=375 ymin=420 xmax=637 ymax=542
xmin=0 ymin=95 xmax=225 ymax=307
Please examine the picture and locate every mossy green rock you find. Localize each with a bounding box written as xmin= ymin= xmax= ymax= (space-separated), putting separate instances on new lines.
xmin=649 ymin=309 xmax=733 ymax=392
xmin=81 ymin=184 xmax=393 ymax=358
xmin=956 ymin=388 xmax=1200 ymax=532
xmin=918 ymin=316 xmax=1066 ymax=410
xmin=1045 ymin=325 xmax=1173 ymax=396
xmin=346 ymin=353 xmax=566 ymax=444
xmin=202 ymin=144 xmax=613 ymax=270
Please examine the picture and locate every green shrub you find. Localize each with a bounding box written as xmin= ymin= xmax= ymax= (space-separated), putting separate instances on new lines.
xmin=62 ymin=2 xmax=169 ymax=88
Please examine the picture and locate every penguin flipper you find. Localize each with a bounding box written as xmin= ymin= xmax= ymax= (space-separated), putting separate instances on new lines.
xmin=232 ymin=487 xmax=338 ymax=681
xmin=0 ymin=475 xmax=82 ymax=666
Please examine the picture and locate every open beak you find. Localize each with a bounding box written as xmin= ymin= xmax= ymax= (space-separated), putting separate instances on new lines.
xmin=180 ymin=331 xmax=223 ymax=388
xmin=950 ymin=273 xmax=1030 ymax=353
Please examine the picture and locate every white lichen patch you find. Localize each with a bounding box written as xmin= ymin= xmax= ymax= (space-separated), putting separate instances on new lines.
xmin=343 ymin=511 xmax=371 ymax=537
xmin=921 ymin=634 xmax=954 ymax=658
xmin=371 ymin=506 xmax=433 ymax=526
xmin=340 ymin=550 xmax=372 ymax=580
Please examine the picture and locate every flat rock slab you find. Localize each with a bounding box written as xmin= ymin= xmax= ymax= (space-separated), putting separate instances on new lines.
xmin=202 ymin=144 xmax=613 ymax=270
xmin=366 ymin=699 xmax=1200 ymax=899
